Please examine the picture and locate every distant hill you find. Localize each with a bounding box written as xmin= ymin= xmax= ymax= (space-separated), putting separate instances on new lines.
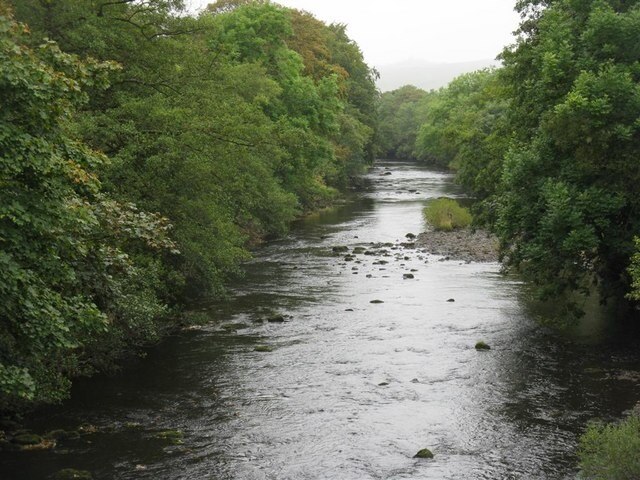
xmin=376 ymin=59 xmax=500 ymax=92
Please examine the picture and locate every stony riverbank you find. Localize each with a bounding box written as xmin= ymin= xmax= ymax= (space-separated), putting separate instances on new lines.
xmin=415 ymin=228 xmax=499 ymax=263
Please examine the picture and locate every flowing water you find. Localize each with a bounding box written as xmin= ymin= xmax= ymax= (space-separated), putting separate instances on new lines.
xmin=2 ymin=161 xmax=640 ymax=480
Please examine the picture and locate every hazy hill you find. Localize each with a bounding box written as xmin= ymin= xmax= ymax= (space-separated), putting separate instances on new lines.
xmin=376 ymin=59 xmax=500 ymax=92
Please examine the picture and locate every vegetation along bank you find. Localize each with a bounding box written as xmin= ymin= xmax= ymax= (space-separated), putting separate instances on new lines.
xmin=0 ymin=0 xmax=378 ymax=412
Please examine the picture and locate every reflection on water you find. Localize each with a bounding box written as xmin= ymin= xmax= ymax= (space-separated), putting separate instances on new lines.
xmin=2 ymin=161 xmax=640 ymax=480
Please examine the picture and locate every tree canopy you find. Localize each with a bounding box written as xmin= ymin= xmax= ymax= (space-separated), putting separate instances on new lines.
xmin=2 ymin=0 xmax=378 ymax=411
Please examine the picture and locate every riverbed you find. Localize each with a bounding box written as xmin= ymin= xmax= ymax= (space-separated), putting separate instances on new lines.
xmin=2 ymin=161 xmax=640 ymax=479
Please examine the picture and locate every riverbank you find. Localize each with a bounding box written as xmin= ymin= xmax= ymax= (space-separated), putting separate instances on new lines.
xmin=415 ymin=228 xmax=499 ymax=263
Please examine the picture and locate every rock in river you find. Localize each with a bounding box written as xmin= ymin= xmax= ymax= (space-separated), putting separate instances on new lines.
xmin=11 ymin=433 xmax=42 ymax=446
xmin=414 ymin=448 xmax=434 ymax=459
xmin=254 ymin=345 xmax=274 ymax=352
xmin=54 ymin=469 xmax=93 ymax=480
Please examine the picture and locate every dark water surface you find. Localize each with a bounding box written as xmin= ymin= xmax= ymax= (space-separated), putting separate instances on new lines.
xmin=2 ymin=161 xmax=640 ymax=479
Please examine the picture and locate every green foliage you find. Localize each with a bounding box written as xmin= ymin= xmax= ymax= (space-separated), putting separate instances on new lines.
xmin=0 ymin=12 xmax=176 ymax=410
xmin=414 ymin=69 xmax=509 ymax=187
xmin=495 ymin=0 xmax=640 ymax=304
xmin=423 ymin=198 xmax=472 ymax=231
xmin=14 ymin=0 xmax=377 ymax=299
xmin=627 ymin=237 xmax=640 ymax=301
xmin=578 ymin=415 xmax=640 ymax=480
xmin=4 ymin=0 xmax=378 ymax=411
xmin=376 ymin=85 xmax=427 ymax=159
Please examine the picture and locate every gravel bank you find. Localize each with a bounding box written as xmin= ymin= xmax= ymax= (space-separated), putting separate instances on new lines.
xmin=415 ymin=229 xmax=499 ymax=263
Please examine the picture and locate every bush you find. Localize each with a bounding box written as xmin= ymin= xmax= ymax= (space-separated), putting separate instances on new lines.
xmin=423 ymin=198 xmax=472 ymax=231
xmin=578 ymin=415 xmax=640 ymax=480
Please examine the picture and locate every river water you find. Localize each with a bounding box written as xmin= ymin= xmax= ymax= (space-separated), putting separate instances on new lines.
xmin=2 ymin=161 xmax=640 ymax=479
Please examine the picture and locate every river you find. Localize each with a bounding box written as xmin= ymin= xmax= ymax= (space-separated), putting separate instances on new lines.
xmin=2 ymin=161 xmax=640 ymax=479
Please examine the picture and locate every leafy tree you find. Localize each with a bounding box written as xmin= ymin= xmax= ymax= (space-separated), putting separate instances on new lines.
xmin=414 ymin=69 xmax=507 ymax=173
xmin=496 ymin=0 xmax=640 ymax=305
xmin=376 ymin=85 xmax=427 ymax=160
xmin=0 ymin=11 xmax=174 ymax=410
xmin=5 ymin=0 xmax=379 ymax=411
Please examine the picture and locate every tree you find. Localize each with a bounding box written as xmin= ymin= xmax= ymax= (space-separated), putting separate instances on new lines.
xmin=376 ymin=85 xmax=427 ymax=160
xmin=496 ymin=0 xmax=640 ymax=306
xmin=0 ymin=11 xmax=175 ymax=410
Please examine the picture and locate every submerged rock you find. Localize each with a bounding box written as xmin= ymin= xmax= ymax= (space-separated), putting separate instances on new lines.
xmin=475 ymin=341 xmax=491 ymax=350
xmin=414 ymin=448 xmax=434 ymax=459
xmin=11 ymin=433 xmax=42 ymax=446
xmin=45 ymin=429 xmax=81 ymax=441
xmin=254 ymin=345 xmax=274 ymax=352
xmin=20 ymin=438 xmax=56 ymax=451
xmin=155 ymin=430 xmax=184 ymax=445
xmin=403 ymin=273 xmax=415 ymax=279
xmin=78 ymin=424 xmax=98 ymax=434
xmin=54 ymin=469 xmax=93 ymax=480
xmin=267 ymin=315 xmax=285 ymax=323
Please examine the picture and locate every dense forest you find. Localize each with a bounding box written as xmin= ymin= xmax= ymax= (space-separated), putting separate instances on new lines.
xmin=0 ymin=0 xmax=378 ymax=411
xmin=378 ymin=0 xmax=640 ymax=320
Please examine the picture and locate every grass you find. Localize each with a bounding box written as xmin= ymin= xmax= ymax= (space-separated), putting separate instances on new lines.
xmin=423 ymin=198 xmax=472 ymax=231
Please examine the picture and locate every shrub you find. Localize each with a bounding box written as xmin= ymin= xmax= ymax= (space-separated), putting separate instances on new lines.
xmin=423 ymin=198 xmax=472 ymax=231
xmin=578 ymin=415 xmax=640 ymax=480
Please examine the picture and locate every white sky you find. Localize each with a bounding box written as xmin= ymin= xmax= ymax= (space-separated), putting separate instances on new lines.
xmin=185 ymin=0 xmax=521 ymax=68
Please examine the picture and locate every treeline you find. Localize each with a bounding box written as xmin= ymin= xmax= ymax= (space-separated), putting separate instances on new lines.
xmin=378 ymin=0 xmax=640 ymax=316
xmin=0 ymin=0 xmax=377 ymax=411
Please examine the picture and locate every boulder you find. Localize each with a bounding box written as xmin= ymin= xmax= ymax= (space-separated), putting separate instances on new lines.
xmin=414 ymin=448 xmax=434 ymax=459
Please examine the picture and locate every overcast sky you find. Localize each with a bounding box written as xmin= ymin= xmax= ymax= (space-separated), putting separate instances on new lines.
xmin=185 ymin=0 xmax=521 ymax=68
